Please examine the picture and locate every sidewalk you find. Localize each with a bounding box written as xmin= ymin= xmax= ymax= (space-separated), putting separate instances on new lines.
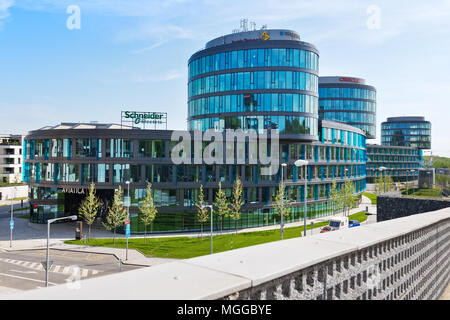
xmin=0 ymin=195 xmax=376 ymax=266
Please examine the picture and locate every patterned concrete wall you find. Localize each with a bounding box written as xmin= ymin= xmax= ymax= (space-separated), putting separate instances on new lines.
xmin=377 ymin=195 xmax=450 ymax=222
xmin=7 ymin=208 xmax=450 ymax=300
xmin=223 ymin=218 xmax=450 ymax=300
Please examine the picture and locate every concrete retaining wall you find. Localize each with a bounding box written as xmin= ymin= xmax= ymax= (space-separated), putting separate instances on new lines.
xmin=0 ymin=185 xmax=28 ymax=201
xmin=377 ymin=195 xmax=450 ymax=222
xmin=6 ymin=207 xmax=450 ymax=300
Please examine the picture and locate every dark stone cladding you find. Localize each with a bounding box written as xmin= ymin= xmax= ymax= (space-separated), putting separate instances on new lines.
xmin=188 ymin=40 xmax=320 ymax=64
xmin=377 ymin=194 xmax=450 ymax=222
xmin=318 ymin=82 xmax=377 ymax=92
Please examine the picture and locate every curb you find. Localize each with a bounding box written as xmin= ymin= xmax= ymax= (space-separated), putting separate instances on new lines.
xmin=3 ymin=245 xmax=151 ymax=268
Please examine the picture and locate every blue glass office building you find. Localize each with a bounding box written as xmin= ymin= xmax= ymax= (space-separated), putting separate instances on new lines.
xmin=319 ymin=77 xmax=377 ymax=139
xmin=381 ymin=116 xmax=431 ymax=150
xmin=188 ymin=29 xmax=319 ymax=139
xmin=23 ymin=29 xmax=368 ymax=232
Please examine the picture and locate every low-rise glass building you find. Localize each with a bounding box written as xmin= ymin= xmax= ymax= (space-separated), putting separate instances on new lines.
xmin=381 ymin=116 xmax=431 ymax=150
xmin=366 ymin=144 xmax=422 ymax=183
xmin=23 ymin=120 xmax=367 ymax=232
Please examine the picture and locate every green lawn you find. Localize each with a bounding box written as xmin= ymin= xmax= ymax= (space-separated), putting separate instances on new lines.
xmin=401 ymin=188 xmax=445 ymax=198
xmin=362 ymin=192 xmax=377 ymax=204
xmin=65 ymin=212 xmax=368 ymax=259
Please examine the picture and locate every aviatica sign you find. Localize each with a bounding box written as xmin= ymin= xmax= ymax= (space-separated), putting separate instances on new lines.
xmin=121 ymin=111 xmax=167 ymax=129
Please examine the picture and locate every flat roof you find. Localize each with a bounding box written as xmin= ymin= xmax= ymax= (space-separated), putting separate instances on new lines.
xmin=319 ymin=76 xmax=366 ymax=85
xmin=205 ymin=29 xmax=301 ymax=49
xmin=385 ymin=116 xmax=427 ymax=122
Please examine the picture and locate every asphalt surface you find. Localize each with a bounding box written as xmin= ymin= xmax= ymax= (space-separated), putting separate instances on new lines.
xmin=0 ymin=249 xmax=144 ymax=296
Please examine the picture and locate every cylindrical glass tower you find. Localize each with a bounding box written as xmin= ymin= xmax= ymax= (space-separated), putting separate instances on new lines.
xmin=319 ymin=76 xmax=376 ymax=139
xmin=187 ymin=29 xmax=319 ymax=140
xmin=381 ymin=116 xmax=431 ymax=149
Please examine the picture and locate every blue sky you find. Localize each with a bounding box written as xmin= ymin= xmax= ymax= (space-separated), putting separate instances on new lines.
xmin=0 ymin=0 xmax=449 ymax=156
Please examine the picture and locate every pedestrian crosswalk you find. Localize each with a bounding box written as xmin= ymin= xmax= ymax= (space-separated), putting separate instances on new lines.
xmin=0 ymin=257 xmax=101 ymax=277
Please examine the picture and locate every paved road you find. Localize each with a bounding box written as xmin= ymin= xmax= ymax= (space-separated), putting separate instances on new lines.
xmin=0 ymin=249 xmax=143 ymax=297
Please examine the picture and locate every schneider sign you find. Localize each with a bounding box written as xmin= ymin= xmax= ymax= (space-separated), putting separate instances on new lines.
xmin=121 ymin=110 xmax=167 ymax=129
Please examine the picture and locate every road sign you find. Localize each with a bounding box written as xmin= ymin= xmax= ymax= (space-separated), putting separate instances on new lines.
xmin=125 ymin=224 xmax=130 ymax=237
xmin=41 ymin=260 xmax=54 ymax=271
xmin=9 ymin=220 xmax=14 ymax=230
xmin=123 ymin=196 xmax=131 ymax=207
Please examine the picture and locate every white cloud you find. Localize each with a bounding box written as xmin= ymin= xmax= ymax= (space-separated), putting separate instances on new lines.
xmin=0 ymin=0 xmax=14 ymax=21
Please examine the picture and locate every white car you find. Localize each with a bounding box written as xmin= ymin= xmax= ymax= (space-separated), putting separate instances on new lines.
xmin=328 ymin=217 xmax=349 ymax=230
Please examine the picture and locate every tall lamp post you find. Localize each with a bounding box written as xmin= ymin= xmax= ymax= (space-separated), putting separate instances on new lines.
xmin=294 ymin=159 xmax=309 ymax=237
xmin=10 ymin=195 xmax=14 ymax=248
xmin=201 ymin=204 xmax=214 ymax=254
xmin=46 ymin=215 xmax=78 ymax=287
xmin=378 ymin=166 xmax=387 ymax=193
xmin=125 ymin=181 xmax=130 ymax=261
xmin=280 ymin=163 xmax=287 ymax=240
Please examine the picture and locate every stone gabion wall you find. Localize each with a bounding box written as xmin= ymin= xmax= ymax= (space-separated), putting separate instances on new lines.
xmin=223 ymin=219 xmax=450 ymax=300
xmin=377 ymin=196 xmax=450 ymax=222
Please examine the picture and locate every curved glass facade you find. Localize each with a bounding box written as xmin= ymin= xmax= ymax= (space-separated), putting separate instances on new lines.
xmin=23 ymin=122 xmax=366 ymax=230
xmin=188 ymin=48 xmax=319 ymax=77
xmin=381 ymin=117 xmax=431 ymax=149
xmin=187 ymin=37 xmax=319 ymax=138
xmin=319 ymin=77 xmax=377 ymax=139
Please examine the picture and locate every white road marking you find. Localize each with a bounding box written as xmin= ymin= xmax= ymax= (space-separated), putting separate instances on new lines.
xmin=0 ymin=273 xmax=58 ymax=285
xmin=0 ymin=257 xmax=102 ymax=277
xmin=10 ymin=269 xmax=37 ymax=274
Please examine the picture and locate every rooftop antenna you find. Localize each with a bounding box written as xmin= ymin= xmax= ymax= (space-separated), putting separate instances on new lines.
xmin=240 ymin=18 xmax=248 ymax=32
xmin=232 ymin=29 xmax=240 ymax=34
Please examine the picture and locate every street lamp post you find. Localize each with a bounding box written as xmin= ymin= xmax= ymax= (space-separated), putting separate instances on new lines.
xmin=201 ymin=204 xmax=214 ymax=254
xmin=125 ymin=181 xmax=130 ymax=261
xmin=294 ymin=159 xmax=309 ymax=237
xmin=46 ymin=215 xmax=78 ymax=287
xmin=10 ymin=196 xmax=13 ymax=248
xmin=280 ymin=163 xmax=287 ymax=240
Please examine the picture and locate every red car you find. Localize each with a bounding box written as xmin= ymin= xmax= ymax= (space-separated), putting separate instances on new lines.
xmin=320 ymin=226 xmax=336 ymax=233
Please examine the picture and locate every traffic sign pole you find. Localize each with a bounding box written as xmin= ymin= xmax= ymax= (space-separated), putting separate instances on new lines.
xmin=10 ymin=198 xmax=14 ymax=248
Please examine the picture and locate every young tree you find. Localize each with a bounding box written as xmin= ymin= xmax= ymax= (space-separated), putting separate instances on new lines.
xmin=273 ymin=182 xmax=291 ymax=227
xmin=138 ymin=182 xmax=158 ymax=243
xmin=214 ymin=182 xmax=229 ymax=233
xmin=230 ymin=178 xmax=243 ymax=234
xmin=195 ymin=185 xmax=209 ymax=238
xmin=102 ymin=186 xmax=127 ymax=245
xmin=329 ymin=180 xmax=340 ymax=214
xmin=78 ymin=182 xmax=101 ymax=241
xmin=341 ymin=180 xmax=356 ymax=216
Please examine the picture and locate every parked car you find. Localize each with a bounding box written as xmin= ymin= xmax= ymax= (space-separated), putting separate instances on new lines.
xmin=349 ymin=220 xmax=360 ymax=228
xmin=329 ymin=217 xmax=349 ymax=230
xmin=320 ymin=226 xmax=336 ymax=233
